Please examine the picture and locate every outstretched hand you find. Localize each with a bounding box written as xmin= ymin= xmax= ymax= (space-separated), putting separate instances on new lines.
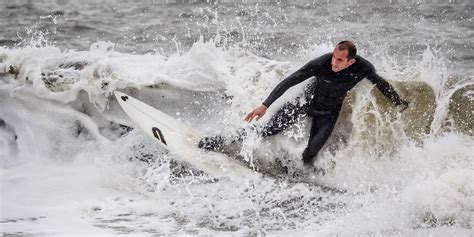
xmin=399 ymin=99 xmax=410 ymax=113
xmin=244 ymin=104 xmax=268 ymax=123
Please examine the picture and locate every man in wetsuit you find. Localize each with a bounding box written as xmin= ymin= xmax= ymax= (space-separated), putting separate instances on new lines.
xmin=200 ymin=41 xmax=409 ymax=166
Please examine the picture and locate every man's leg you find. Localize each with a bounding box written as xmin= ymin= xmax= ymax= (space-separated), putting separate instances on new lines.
xmin=198 ymin=135 xmax=227 ymax=151
xmin=199 ymin=99 xmax=309 ymax=151
xmin=302 ymin=114 xmax=338 ymax=165
xmin=260 ymin=100 xmax=309 ymax=138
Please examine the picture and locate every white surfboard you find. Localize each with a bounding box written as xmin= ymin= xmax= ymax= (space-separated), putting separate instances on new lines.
xmin=114 ymin=91 xmax=256 ymax=178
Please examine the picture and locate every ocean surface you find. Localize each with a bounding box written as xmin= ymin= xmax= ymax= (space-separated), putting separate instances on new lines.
xmin=1 ymin=0 xmax=473 ymax=235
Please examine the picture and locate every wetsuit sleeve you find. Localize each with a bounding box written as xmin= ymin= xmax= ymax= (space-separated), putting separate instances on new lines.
xmin=262 ymin=57 xmax=323 ymax=107
xmin=365 ymin=66 xmax=404 ymax=105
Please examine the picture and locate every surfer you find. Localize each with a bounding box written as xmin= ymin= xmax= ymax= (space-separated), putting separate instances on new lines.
xmin=200 ymin=41 xmax=409 ymax=166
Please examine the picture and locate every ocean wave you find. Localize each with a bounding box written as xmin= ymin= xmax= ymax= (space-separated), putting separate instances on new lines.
xmin=1 ymin=38 xmax=472 ymax=235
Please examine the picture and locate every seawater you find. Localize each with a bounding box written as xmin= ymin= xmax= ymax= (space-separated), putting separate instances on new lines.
xmin=0 ymin=1 xmax=473 ymax=235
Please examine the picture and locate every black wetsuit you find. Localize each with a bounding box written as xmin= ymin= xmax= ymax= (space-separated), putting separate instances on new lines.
xmin=200 ymin=53 xmax=407 ymax=165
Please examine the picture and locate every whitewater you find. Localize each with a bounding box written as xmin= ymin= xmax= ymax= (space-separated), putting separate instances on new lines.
xmin=1 ymin=1 xmax=473 ymax=235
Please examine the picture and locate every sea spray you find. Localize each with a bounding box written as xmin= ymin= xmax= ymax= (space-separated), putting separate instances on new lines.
xmin=1 ymin=1 xmax=473 ymax=234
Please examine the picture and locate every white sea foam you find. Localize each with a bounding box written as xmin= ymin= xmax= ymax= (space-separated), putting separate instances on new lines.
xmin=1 ymin=37 xmax=473 ymax=235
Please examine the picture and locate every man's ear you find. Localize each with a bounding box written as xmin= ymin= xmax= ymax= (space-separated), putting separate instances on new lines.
xmin=349 ymin=58 xmax=356 ymax=66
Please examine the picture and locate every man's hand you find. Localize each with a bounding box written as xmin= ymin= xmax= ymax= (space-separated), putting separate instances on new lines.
xmin=399 ymin=99 xmax=410 ymax=113
xmin=244 ymin=104 xmax=268 ymax=123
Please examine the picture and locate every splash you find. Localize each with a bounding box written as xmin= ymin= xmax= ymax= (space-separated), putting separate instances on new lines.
xmin=1 ymin=33 xmax=473 ymax=235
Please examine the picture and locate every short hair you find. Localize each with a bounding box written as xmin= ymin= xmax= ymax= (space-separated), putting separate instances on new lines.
xmin=337 ymin=41 xmax=357 ymax=59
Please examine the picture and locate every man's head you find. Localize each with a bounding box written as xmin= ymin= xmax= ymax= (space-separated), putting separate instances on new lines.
xmin=331 ymin=41 xmax=357 ymax=72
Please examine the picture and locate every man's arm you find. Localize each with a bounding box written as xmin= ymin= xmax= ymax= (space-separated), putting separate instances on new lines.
xmin=262 ymin=56 xmax=326 ymax=108
xmin=245 ymin=54 xmax=330 ymax=123
xmin=244 ymin=60 xmax=317 ymax=122
xmin=365 ymin=64 xmax=409 ymax=110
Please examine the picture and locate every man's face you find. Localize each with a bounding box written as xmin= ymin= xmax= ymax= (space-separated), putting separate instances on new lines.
xmin=331 ymin=47 xmax=356 ymax=72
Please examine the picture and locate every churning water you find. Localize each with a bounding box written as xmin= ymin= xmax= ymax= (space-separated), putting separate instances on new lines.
xmin=1 ymin=1 xmax=473 ymax=235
